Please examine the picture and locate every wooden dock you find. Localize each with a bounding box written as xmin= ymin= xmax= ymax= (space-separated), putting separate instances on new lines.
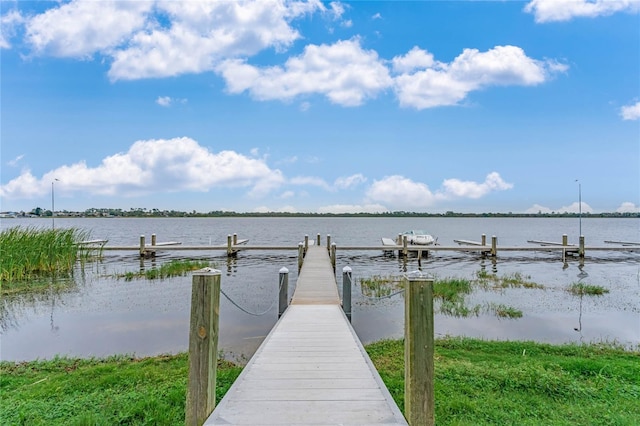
xmin=204 ymin=246 xmax=407 ymax=425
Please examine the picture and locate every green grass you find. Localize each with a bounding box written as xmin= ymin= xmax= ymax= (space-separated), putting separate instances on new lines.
xmin=367 ymin=338 xmax=640 ymax=425
xmin=117 ymin=260 xmax=212 ymax=281
xmin=2 ymin=339 xmax=638 ymax=425
xmin=0 ymin=354 xmax=241 ymax=426
xmin=567 ymin=282 xmax=610 ymax=296
xmin=1 ymin=226 xmax=93 ymax=293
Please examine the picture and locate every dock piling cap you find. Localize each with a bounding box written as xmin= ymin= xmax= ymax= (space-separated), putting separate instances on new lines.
xmin=343 ymin=266 xmax=352 ymax=273
xmin=193 ymin=267 xmax=221 ymax=275
xmin=279 ymin=267 xmax=289 ymax=274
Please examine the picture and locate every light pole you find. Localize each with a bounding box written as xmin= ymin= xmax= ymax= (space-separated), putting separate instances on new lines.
xmin=51 ymin=178 xmax=59 ymax=229
xmin=575 ymin=179 xmax=582 ymax=239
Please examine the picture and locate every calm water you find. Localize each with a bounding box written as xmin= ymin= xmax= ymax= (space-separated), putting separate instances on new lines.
xmin=1 ymin=216 xmax=639 ymax=362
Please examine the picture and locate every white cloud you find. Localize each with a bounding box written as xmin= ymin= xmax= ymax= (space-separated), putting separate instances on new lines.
xmin=0 ymin=137 xmax=284 ymax=199
xmin=7 ymin=154 xmax=25 ymax=167
xmin=558 ymin=201 xmax=593 ymax=214
xmin=156 ymin=96 xmax=172 ymax=107
xmin=372 ymin=13 xmax=382 ymax=20
xmin=440 ymin=172 xmax=513 ymax=199
xmin=616 ymin=202 xmax=640 ymax=213
xmin=1 ymin=9 xmax=24 ymax=49
xmin=393 ymin=45 xmax=567 ymax=109
xmin=620 ymin=101 xmax=640 ymax=120
xmin=366 ymin=172 xmax=513 ymax=209
xmin=289 ymin=176 xmax=332 ymax=190
xmin=334 ymin=174 xmax=367 ymax=189
xmin=317 ymin=203 xmax=388 ymax=214
xmin=24 ymin=1 xmax=152 ymax=58
xmin=525 ymin=0 xmax=640 ymax=23
xmin=366 ymin=175 xmax=437 ymax=209
xmin=216 ymin=38 xmax=392 ymax=106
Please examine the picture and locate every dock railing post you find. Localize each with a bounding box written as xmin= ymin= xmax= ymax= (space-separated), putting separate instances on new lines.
xmin=278 ymin=267 xmax=289 ymax=318
xmin=403 ymin=236 xmax=408 ymax=257
xmin=233 ymin=233 xmax=238 ymax=245
xmin=185 ymin=268 xmax=221 ymax=426
xmin=331 ymin=243 xmax=337 ymax=271
xmin=491 ymin=235 xmax=497 ymax=257
xmin=579 ymin=236 xmax=585 ymax=258
xmin=327 ymin=234 xmax=331 ymax=251
xmin=139 ymin=235 xmax=145 ymax=258
xmin=316 ymin=233 xmax=321 ymax=246
xmin=562 ymin=234 xmax=568 ymax=246
xmin=304 ymin=235 xmax=309 ymax=253
xmin=151 ymin=234 xmax=157 ymax=258
xmin=342 ymin=266 xmax=352 ymax=322
xmin=404 ymin=274 xmax=435 ymax=426
xmin=298 ymin=243 xmax=304 ymax=271
xmin=226 ymin=234 xmax=232 ymax=257
xmin=481 ymin=234 xmax=486 ymax=246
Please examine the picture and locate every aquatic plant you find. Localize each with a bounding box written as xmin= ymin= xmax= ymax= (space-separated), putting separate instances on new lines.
xmin=567 ymin=282 xmax=610 ymax=296
xmin=119 ymin=260 xmax=212 ymax=281
xmin=1 ymin=226 xmax=92 ymax=291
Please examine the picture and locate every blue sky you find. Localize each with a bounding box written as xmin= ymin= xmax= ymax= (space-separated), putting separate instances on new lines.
xmin=1 ymin=0 xmax=639 ymax=214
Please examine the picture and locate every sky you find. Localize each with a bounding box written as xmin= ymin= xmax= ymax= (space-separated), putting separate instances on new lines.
xmin=1 ymin=0 xmax=639 ymax=214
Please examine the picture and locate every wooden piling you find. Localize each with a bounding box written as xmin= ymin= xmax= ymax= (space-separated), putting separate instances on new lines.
xmin=304 ymin=235 xmax=309 ymax=252
xmin=226 ymin=235 xmax=232 ymax=257
xmin=404 ymin=275 xmax=435 ymax=426
xmin=330 ymin=243 xmax=336 ymax=271
xmin=139 ymin=235 xmax=145 ymax=257
xmin=297 ymin=243 xmax=304 ymax=271
xmin=233 ymin=233 xmax=238 ymax=245
xmin=491 ymin=235 xmax=497 ymax=257
xmin=481 ymin=234 xmax=486 ymax=246
xmin=316 ymin=233 xmax=321 ymax=246
xmin=185 ymin=268 xmax=221 ymax=426
xmin=151 ymin=234 xmax=157 ymax=258
xmin=579 ymin=236 xmax=585 ymax=258
xmin=278 ymin=267 xmax=289 ymax=318
xmin=403 ymin=236 xmax=408 ymax=257
xmin=342 ymin=266 xmax=352 ymax=322
xmin=326 ymin=234 xmax=331 ymax=251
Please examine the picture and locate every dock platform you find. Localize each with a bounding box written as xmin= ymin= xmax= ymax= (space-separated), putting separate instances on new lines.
xmin=205 ymin=246 xmax=407 ymax=425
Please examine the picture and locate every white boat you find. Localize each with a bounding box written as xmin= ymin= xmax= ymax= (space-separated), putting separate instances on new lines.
xmin=401 ymin=230 xmax=436 ymax=246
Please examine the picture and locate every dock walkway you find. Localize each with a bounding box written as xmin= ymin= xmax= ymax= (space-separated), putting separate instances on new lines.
xmin=205 ymin=246 xmax=407 ymax=425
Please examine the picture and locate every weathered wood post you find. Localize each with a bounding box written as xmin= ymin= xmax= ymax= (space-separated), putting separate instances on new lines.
xmin=185 ymin=268 xmax=221 ymax=426
xmin=404 ymin=274 xmax=435 ymax=426
xmin=316 ymin=233 xmax=321 ymax=246
xmin=226 ymin=234 xmax=232 ymax=257
xmin=562 ymin=234 xmax=568 ymax=246
xmin=342 ymin=266 xmax=352 ymax=322
xmin=481 ymin=234 xmax=486 ymax=246
xmin=298 ymin=243 xmax=304 ymax=271
xmin=397 ymin=233 xmax=402 ymax=245
xmin=304 ymin=235 xmax=309 ymax=253
xmin=233 ymin=233 xmax=238 ymax=245
xmin=491 ymin=235 xmax=497 ymax=257
xmin=403 ymin=236 xmax=408 ymax=257
xmin=579 ymin=235 xmax=585 ymax=258
xmin=279 ymin=267 xmax=289 ymax=318
xmin=326 ymin=234 xmax=331 ymax=251
xmin=139 ymin=235 xmax=145 ymax=258
xmin=151 ymin=233 xmax=157 ymax=258
xmin=330 ymin=243 xmax=337 ymax=271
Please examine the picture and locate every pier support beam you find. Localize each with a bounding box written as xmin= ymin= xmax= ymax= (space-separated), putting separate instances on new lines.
xmin=186 ymin=268 xmax=221 ymax=426
xmin=404 ymin=275 xmax=435 ymax=426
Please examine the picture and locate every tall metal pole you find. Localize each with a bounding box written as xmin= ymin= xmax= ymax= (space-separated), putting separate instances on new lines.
xmin=575 ymin=179 xmax=582 ymax=239
xmin=51 ymin=180 xmax=55 ymax=229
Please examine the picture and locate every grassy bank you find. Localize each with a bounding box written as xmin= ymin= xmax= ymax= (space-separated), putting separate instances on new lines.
xmin=1 ymin=339 xmax=638 ymax=425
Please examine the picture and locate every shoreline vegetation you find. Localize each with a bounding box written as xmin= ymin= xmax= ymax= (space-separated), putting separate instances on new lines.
xmin=1 ymin=338 xmax=638 ymax=425
xmin=2 ymin=209 xmax=638 ymax=218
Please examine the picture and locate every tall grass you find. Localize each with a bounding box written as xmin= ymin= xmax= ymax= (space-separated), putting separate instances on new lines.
xmin=0 ymin=226 xmax=92 ymax=291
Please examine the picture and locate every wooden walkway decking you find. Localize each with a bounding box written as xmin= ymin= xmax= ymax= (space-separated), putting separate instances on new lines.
xmin=205 ymin=246 xmax=407 ymax=425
